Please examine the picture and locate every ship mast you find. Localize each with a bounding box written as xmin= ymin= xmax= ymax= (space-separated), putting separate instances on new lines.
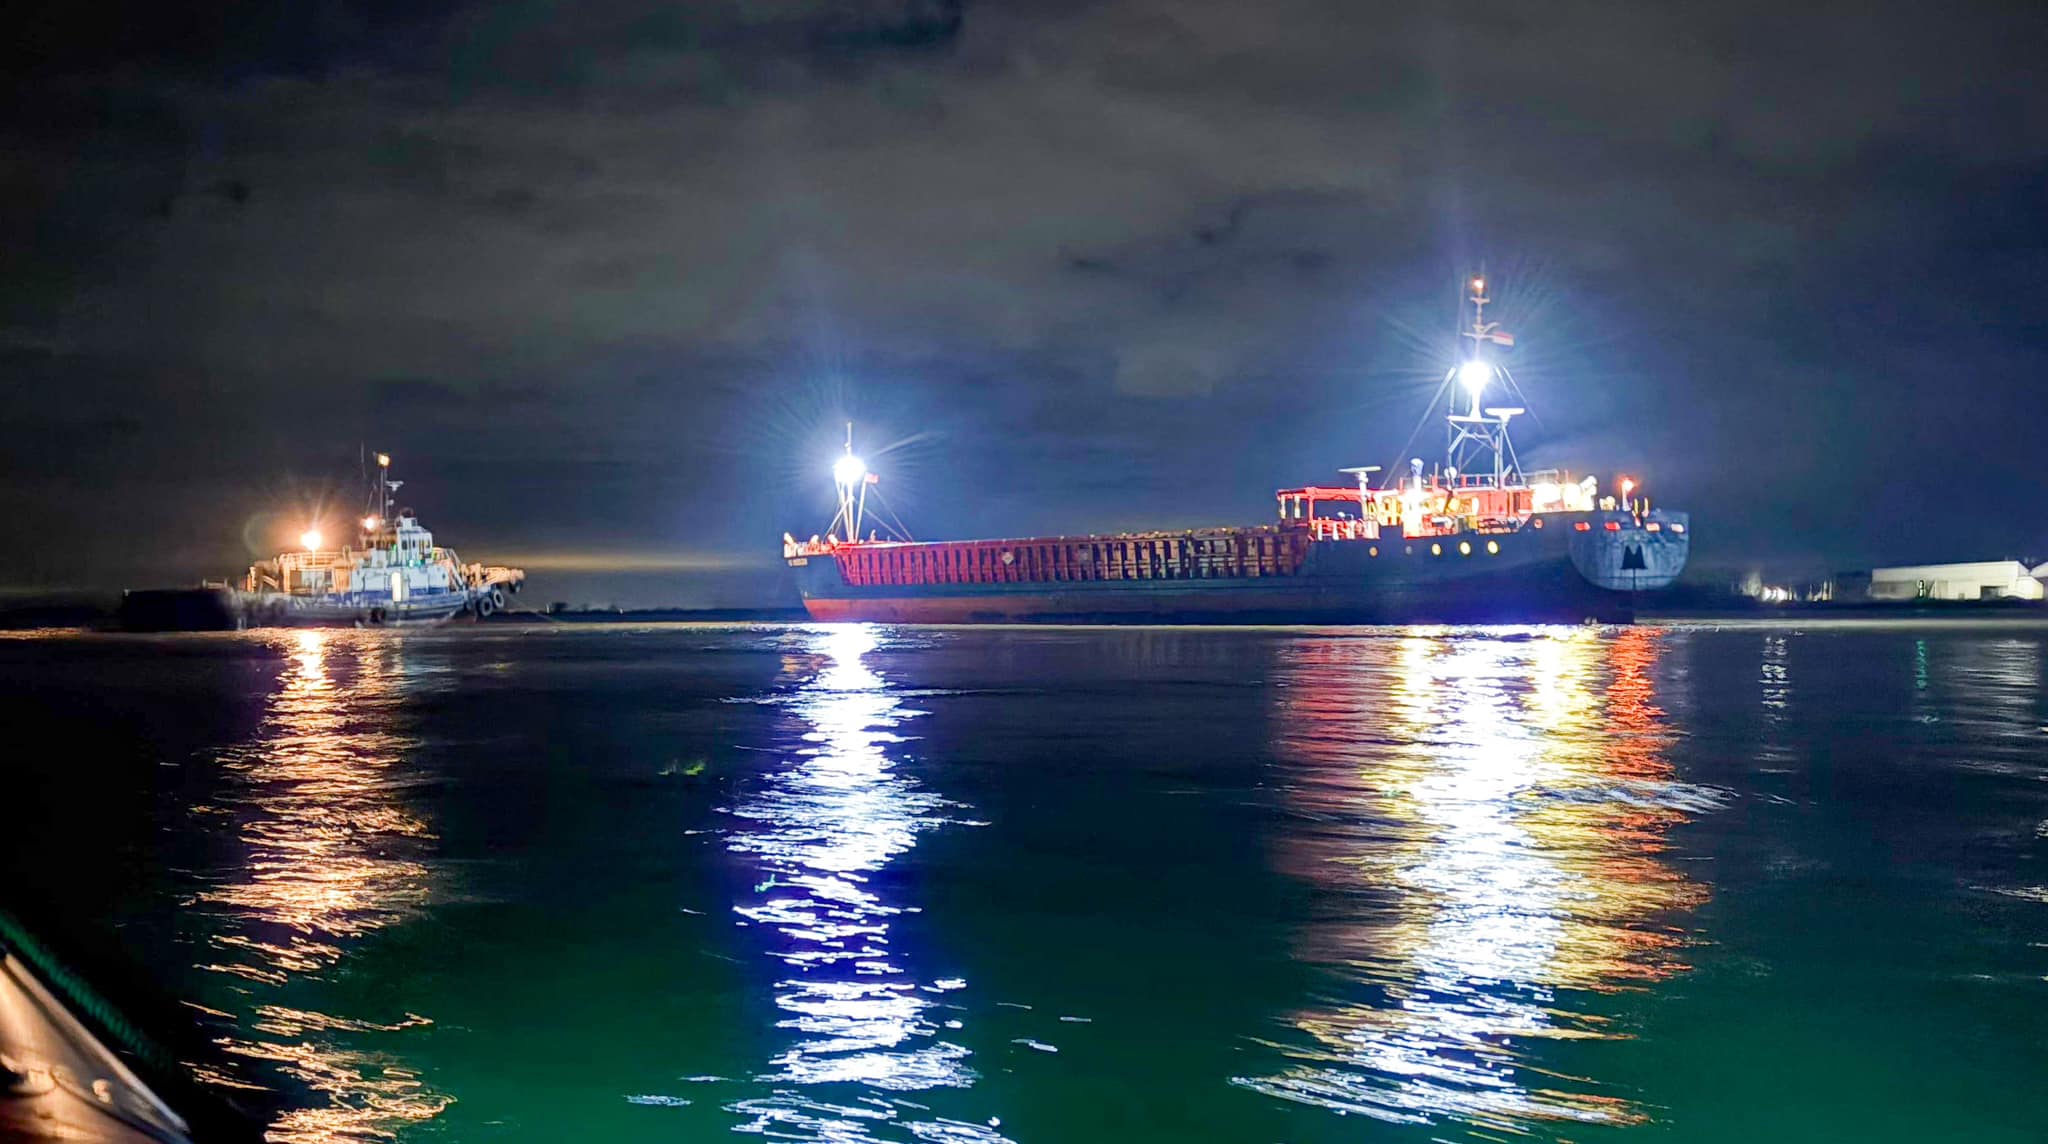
xmin=1443 ymin=274 xmax=1523 ymax=487
xmin=361 ymin=451 xmax=400 ymax=543
xmin=829 ymin=423 xmax=869 ymax=542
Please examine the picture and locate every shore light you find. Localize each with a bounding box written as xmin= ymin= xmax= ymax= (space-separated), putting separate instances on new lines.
xmin=300 ymin=528 xmax=323 ymax=551
xmin=833 ymin=454 xmax=867 ymax=486
xmin=1458 ymin=359 xmax=1491 ymax=396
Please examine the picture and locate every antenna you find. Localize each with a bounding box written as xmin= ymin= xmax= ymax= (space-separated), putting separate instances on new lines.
xmin=1338 ymin=464 xmax=1381 ymax=502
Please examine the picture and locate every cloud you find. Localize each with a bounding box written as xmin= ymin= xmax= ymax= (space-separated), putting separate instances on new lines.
xmin=4 ymin=0 xmax=2047 ymax=592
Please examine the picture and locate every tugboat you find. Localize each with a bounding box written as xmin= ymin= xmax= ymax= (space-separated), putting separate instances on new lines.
xmin=119 ymin=454 xmax=524 ymax=630
xmin=783 ymin=275 xmax=1690 ymax=624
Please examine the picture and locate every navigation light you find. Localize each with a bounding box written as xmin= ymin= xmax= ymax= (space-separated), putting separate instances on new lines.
xmin=1458 ymin=359 xmax=1491 ymax=396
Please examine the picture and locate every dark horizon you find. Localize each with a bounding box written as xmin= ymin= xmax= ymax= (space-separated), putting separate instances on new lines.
xmin=7 ymin=1 xmax=2046 ymax=606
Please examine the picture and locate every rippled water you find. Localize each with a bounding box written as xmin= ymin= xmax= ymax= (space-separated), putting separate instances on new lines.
xmin=3 ymin=621 xmax=2046 ymax=1142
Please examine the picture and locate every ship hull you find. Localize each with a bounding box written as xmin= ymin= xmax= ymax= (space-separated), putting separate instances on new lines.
xmin=790 ymin=510 xmax=1689 ymax=625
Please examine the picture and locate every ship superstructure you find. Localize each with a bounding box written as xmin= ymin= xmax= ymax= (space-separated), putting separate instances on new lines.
xmin=782 ymin=276 xmax=1688 ymax=624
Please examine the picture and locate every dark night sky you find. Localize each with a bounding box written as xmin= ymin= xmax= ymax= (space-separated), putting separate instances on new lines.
xmin=5 ymin=0 xmax=2046 ymax=604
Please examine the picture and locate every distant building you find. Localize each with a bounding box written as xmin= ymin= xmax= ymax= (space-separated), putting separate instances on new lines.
xmin=1865 ymin=561 xmax=2045 ymax=602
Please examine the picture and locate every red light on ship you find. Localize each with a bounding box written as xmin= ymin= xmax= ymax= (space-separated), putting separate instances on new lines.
xmin=1604 ymin=521 xmax=1622 ymax=531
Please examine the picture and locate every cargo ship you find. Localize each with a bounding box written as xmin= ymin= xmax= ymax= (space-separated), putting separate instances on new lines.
xmin=784 ymin=277 xmax=1689 ymax=624
xmin=118 ymin=454 xmax=524 ymax=630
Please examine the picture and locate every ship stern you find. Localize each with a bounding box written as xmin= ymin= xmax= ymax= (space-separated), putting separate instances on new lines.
xmin=1569 ymin=510 xmax=1690 ymax=592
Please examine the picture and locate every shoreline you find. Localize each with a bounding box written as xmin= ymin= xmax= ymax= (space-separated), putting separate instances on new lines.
xmin=6 ymin=596 xmax=2044 ymax=632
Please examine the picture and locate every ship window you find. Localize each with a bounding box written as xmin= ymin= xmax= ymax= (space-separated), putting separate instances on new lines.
xmin=1486 ymin=540 xmax=1499 ymax=554
xmin=1458 ymin=541 xmax=1471 ymax=555
xmin=1404 ymin=545 xmax=1413 ymax=555
xmin=1532 ymin=517 xmax=1544 ymax=528
xmin=1368 ymin=546 xmax=1378 ymax=557
xmin=1574 ymin=522 xmax=1591 ymax=532
xmin=1430 ymin=543 xmax=1442 ymax=556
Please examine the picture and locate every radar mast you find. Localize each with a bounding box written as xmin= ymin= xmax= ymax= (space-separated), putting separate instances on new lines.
xmin=1443 ymin=274 xmax=1523 ymax=486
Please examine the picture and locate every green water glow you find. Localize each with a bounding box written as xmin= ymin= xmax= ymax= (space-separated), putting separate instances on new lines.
xmin=2 ymin=621 xmax=2044 ymax=1141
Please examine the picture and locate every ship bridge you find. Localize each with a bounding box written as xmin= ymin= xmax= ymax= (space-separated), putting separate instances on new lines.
xmin=1277 ymin=467 xmax=1611 ymax=543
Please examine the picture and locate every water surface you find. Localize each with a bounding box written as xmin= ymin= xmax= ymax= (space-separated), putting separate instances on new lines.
xmin=2 ymin=621 xmax=2044 ymax=1141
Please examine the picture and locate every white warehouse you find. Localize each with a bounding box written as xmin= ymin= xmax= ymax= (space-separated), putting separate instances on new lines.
xmin=1868 ymin=561 xmax=2046 ymax=602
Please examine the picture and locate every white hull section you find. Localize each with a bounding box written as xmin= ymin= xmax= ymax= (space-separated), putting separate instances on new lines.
xmin=230 ymin=588 xmax=480 ymax=627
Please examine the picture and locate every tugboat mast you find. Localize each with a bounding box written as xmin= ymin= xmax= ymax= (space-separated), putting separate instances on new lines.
xmin=379 ymin=453 xmax=401 ymax=526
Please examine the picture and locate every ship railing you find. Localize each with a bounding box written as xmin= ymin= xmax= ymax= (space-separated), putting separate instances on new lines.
xmin=1447 ymin=474 xmax=1503 ymax=490
xmin=1305 ymin=518 xmax=1378 ymax=542
xmin=828 ymin=529 xmax=1312 ymax=588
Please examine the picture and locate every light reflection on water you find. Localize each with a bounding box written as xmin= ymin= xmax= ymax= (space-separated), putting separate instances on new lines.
xmin=723 ymin=625 xmax=1007 ymax=1143
xmin=1927 ymin=636 xmax=2044 ymax=773
xmin=1237 ymin=627 xmax=1721 ymax=1135
xmin=197 ymin=629 xmax=448 ymax=1141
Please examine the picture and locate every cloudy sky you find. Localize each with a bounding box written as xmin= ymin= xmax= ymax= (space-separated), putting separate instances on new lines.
xmin=5 ymin=0 xmax=2045 ymax=603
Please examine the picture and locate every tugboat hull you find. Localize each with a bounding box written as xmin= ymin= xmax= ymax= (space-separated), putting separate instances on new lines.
xmin=118 ymin=586 xmax=510 ymax=630
xmin=226 ymin=589 xmax=481 ymax=628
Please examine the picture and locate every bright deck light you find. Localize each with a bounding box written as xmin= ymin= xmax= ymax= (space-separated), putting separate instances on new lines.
xmin=1458 ymin=359 xmax=1491 ymax=396
xmin=833 ymin=454 xmax=867 ymax=486
xmin=300 ymin=528 xmax=323 ymax=551
xmin=362 ymin=516 xmax=381 ymax=531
